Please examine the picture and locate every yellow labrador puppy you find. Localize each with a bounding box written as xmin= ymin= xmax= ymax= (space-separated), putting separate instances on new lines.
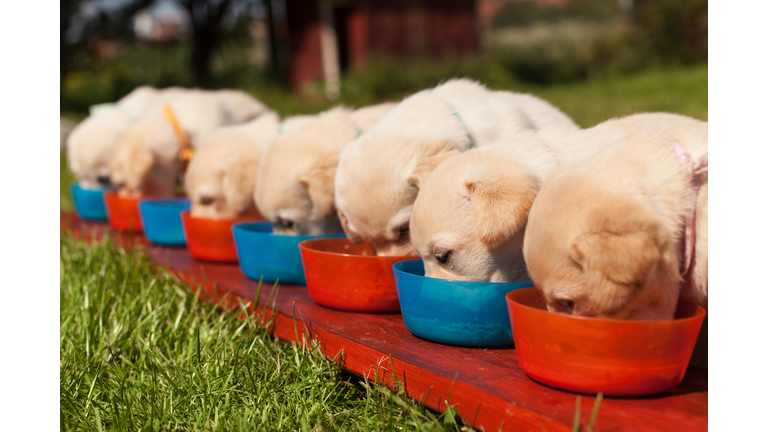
xmin=523 ymin=121 xmax=708 ymax=320
xmin=335 ymin=78 xmax=577 ymax=256
xmin=410 ymin=113 xmax=703 ymax=283
xmin=255 ymin=102 xmax=396 ymax=235
xmin=109 ymin=89 xmax=269 ymax=197
xmin=185 ymin=112 xmax=317 ymax=219
xmin=66 ymin=86 xmax=187 ymax=188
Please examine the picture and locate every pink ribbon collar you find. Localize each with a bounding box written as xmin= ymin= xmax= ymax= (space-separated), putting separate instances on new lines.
xmin=670 ymin=140 xmax=708 ymax=278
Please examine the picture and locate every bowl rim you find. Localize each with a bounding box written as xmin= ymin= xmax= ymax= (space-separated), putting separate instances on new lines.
xmin=298 ymin=238 xmax=417 ymax=260
xmin=139 ymin=197 xmax=192 ymax=207
xmin=103 ymin=190 xmax=141 ymax=203
xmin=180 ymin=210 xmax=260 ymax=224
xmin=231 ymin=221 xmax=347 ymax=241
xmin=506 ymin=287 xmax=707 ymax=325
xmin=393 ymin=259 xmax=535 ymax=288
xmin=71 ymin=182 xmax=114 ymax=193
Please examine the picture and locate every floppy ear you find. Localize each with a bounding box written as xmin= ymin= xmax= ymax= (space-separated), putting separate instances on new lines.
xmin=298 ymin=166 xmax=338 ymax=220
xmin=464 ymin=173 xmax=538 ymax=248
xmin=406 ymin=144 xmax=461 ymax=189
xmin=571 ymin=231 xmax=661 ymax=293
xmin=221 ymin=159 xmax=258 ymax=214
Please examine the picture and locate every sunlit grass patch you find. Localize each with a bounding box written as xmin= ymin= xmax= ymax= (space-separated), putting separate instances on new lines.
xmin=61 ymin=153 xmax=76 ymax=211
xmin=529 ymin=64 xmax=708 ymax=127
xmin=60 ymin=235 xmax=471 ymax=431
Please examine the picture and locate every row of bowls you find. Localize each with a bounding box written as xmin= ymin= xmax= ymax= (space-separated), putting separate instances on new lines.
xmin=72 ymin=184 xmax=705 ymax=397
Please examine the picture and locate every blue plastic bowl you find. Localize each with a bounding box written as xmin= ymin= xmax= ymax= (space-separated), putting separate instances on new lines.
xmin=393 ymin=259 xmax=534 ymax=347
xmin=138 ymin=198 xmax=191 ymax=246
xmin=71 ymin=183 xmax=110 ymax=221
xmin=232 ymin=222 xmax=345 ymax=285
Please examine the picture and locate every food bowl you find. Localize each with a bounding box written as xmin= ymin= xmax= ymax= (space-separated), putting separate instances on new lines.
xmin=393 ymin=259 xmax=533 ymax=347
xmin=104 ymin=191 xmax=143 ymax=232
xmin=506 ymin=288 xmax=706 ymax=396
xmin=181 ymin=211 xmax=260 ymax=262
xmin=299 ymin=238 xmax=416 ymax=313
xmin=71 ymin=183 xmax=110 ymax=221
xmin=232 ymin=222 xmax=345 ymax=286
xmin=139 ymin=198 xmax=191 ymax=246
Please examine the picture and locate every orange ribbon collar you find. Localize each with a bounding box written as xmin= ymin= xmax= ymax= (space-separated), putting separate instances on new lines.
xmin=164 ymin=105 xmax=194 ymax=162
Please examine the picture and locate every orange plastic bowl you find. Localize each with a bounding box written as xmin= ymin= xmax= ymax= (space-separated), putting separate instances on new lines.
xmin=180 ymin=211 xmax=261 ymax=262
xmin=299 ymin=238 xmax=416 ymax=313
xmin=104 ymin=191 xmax=143 ymax=232
xmin=506 ymin=288 xmax=706 ymax=396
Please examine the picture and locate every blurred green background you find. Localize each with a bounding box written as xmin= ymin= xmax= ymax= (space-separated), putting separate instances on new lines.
xmin=61 ymin=0 xmax=707 ymax=126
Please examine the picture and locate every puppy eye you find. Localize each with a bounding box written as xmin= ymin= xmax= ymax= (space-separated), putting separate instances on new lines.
xmin=558 ymin=299 xmax=575 ymax=313
xmin=398 ymin=225 xmax=410 ymax=239
xmin=200 ymin=196 xmax=214 ymax=206
xmin=434 ymin=250 xmax=452 ymax=266
xmin=277 ymin=217 xmax=294 ymax=230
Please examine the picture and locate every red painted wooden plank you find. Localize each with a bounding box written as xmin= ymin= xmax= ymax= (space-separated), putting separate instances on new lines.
xmin=61 ymin=211 xmax=708 ymax=432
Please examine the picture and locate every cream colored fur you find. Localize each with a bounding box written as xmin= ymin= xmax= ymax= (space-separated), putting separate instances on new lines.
xmin=255 ymin=103 xmax=396 ymax=235
xmin=109 ymin=89 xmax=269 ymax=197
xmin=185 ymin=112 xmax=318 ymax=220
xmin=67 ymin=86 xmax=186 ymax=188
xmin=523 ymin=121 xmax=708 ymax=320
xmin=410 ymin=112 xmax=702 ymax=284
xmin=335 ymin=78 xmax=578 ymax=256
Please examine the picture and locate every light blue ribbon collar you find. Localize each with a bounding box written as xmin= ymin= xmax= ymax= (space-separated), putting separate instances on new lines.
xmin=439 ymin=100 xmax=474 ymax=150
xmin=88 ymin=103 xmax=137 ymax=120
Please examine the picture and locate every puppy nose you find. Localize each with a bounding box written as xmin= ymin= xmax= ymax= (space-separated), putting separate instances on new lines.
xmin=97 ymin=175 xmax=112 ymax=186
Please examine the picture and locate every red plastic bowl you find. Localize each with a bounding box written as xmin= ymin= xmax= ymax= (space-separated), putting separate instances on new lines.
xmin=506 ymin=288 xmax=706 ymax=396
xmin=181 ymin=211 xmax=261 ymax=262
xmin=299 ymin=238 xmax=416 ymax=313
xmin=104 ymin=191 xmax=143 ymax=232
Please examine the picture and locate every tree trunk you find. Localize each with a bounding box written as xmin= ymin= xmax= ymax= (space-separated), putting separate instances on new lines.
xmin=264 ymin=0 xmax=279 ymax=76
xmin=182 ymin=0 xmax=232 ymax=88
xmin=191 ymin=27 xmax=217 ymax=87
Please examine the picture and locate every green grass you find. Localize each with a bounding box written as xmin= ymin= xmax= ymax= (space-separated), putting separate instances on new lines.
xmin=528 ymin=64 xmax=708 ymax=127
xmin=60 ymin=61 xmax=707 ymax=125
xmin=61 ymin=153 xmax=76 ymax=211
xmin=60 ymin=235 xmax=471 ymax=431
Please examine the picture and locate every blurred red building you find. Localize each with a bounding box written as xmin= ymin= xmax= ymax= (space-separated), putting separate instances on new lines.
xmin=284 ymin=0 xmax=477 ymax=92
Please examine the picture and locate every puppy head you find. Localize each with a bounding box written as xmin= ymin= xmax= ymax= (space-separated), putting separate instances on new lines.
xmin=254 ymin=109 xmax=357 ymax=235
xmin=336 ymin=136 xmax=460 ymax=256
xmin=410 ymin=150 xmax=538 ymax=282
xmin=67 ymin=109 xmax=133 ymax=188
xmin=256 ymin=153 xmax=342 ymax=235
xmin=185 ymin=123 xmax=275 ymax=220
xmin=523 ymin=171 xmax=680 ymax=320
xmin=109 ymin=130 xmax=176 ymax=197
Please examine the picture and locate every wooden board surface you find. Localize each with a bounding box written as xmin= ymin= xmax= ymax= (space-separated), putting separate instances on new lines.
xmin=61 ymin=212 xmax=708 ymax=432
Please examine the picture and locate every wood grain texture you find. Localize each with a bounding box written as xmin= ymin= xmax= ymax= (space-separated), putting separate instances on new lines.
xmin=61 ymin=212 xmax=708 ymax=432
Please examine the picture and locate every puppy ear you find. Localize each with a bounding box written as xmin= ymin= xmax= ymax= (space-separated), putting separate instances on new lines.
xmin=465 ymin=174 xmax=538 ymax=248
xmin=406 ymin=144 xmax=461 ymax=189
xmin=298 ymin=166 xmax=338 ymax=220
xmin=221 ymin=159 xmax=257 ymax=214
xmin=571 ymin=231 xmax=661 ymax=310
